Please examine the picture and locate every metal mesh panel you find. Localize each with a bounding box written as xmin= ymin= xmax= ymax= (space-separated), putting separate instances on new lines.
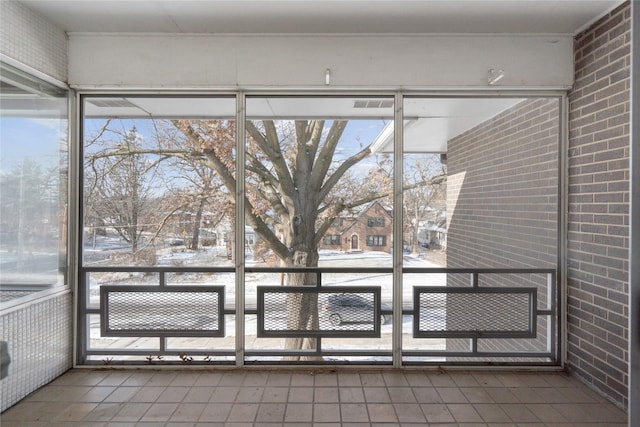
xmin=414 ymin=287 xmax=536 ymax=338
xmin=257 ymin=286 xmax=382 ymax=338
xmin=0 ymin=290 xmax=37 ymax=302
xmin=101 ymin=286 xmax=224 ymax=337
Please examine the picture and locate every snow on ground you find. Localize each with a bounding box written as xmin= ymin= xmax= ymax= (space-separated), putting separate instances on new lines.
xmin=89 ymin=248 xmax=446 ymax=343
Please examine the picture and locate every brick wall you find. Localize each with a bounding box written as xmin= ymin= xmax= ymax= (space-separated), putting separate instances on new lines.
xmin=0 ymin=0 xmax=67 ymax=82
xmin=447 ymin=98 xmax=560 ymax=271
xmin=445 ymin=98 xmax=560 ymax=358
xmin=568 ymin=1 xmax=630 ymax=408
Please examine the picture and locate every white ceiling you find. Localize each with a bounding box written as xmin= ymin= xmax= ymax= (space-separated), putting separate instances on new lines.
xmin=79 ymin=95 xmax=525 ymax=153
xmin=20 ymin=0 xmax=624 ymax=35
xmin=11 ymin=1 xmax=619 ymax=153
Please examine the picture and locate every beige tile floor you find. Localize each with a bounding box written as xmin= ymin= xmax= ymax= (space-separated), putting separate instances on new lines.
xmin=1 ymin=368 xmax=628 ymax=426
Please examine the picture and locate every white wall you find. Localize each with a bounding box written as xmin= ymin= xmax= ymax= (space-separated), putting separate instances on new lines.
xmin=0 ymin=1 xmax=72 ymax=412
xmin=0 ymin=1 xmax=67 ymax=82
xmin=68 ymin=34 xmax=573 ymax=89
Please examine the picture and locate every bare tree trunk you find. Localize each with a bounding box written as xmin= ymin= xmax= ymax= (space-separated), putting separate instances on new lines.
xmin=190 ymin=197 xmax=206 ymax=250
xmin=283 ymin=249 xmax=321 ymax=361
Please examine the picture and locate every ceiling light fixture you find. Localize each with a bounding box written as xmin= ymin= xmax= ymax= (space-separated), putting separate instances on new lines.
xmin=487 ymin=68 xmax=505 ymax=85
xmin=325 ymin=68 xmax=331 ymax=85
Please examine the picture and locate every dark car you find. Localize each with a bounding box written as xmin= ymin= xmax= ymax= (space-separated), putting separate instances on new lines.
xmin=324 ymin=293 xmax=392 ymax=326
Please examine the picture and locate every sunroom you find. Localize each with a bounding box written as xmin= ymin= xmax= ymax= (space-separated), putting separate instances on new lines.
xmin=0 ymin=0 xmax=637 ymax=423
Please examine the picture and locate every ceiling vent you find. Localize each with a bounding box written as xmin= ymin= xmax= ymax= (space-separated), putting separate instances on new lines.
xmin=353 ymin=99 xmax=393 ymax=109
xmin=88 ymin=98 xmax=138 ymax=108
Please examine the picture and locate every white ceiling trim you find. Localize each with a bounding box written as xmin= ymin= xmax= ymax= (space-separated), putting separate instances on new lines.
xmin=20 ymin=0 xmax=626 ymax=35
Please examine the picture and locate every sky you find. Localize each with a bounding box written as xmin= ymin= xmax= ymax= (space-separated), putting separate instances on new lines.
xmin=1 ymin=117 xmax=66 ymax=172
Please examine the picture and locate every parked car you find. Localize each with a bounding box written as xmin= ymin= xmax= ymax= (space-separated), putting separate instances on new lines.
xmin=169 ymin=238 xmax=185 ymax=246
xmin=324 ymin=293 xmax=392 ymax=326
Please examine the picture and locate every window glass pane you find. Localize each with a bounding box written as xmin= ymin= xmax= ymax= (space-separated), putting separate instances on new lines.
xmin=81 ymin=96 xmax=237 ymax=363
xmin=82 ymin=96 xmax=236 ymax=267
xmin=0 ymin=62 xmax=68 ymax=301
xmin=402 ymin=96 xmax=560 ymax=361
xmin=244 ymin=96 xmax=394 ymax=359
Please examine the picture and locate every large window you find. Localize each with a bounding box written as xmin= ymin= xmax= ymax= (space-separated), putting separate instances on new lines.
xmin=80 ymin=96 xmax=237 ymax=362
xmin=76 ymin=93 xmax=562 ymax=366
xmin=244 ymin=95 xmax=395 ymax=361
xmin=0 ymin=62 xmax=68 ymax=303
xmin=402 ymin=96 xmax=560 ymax=360
xmin=81 ymin=96 xmax=236 ymax=268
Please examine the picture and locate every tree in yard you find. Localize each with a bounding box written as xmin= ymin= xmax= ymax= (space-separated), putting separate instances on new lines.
xmin=402 ymin=154 xmax=447 ymax=254
xmin=172 ymin=118 xmax=446 ymax=357
xmin=0 ymin=158 xmax=59 ymax=256
xmin=84 ymin=126 xmax=161 ymax=259
xmin=166 ymin=147 xmax=231 ymax=251
xmin=87 ymin=115 xmax=446 ymax=358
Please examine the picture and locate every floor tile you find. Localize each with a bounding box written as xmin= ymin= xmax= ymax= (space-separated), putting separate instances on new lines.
xmin=218 ymin=371 xmax=246 ymax=386
xmin=266 ymin=372 xmax=291 ymax=387
xmin=290 ymin=372 xmax=315 ymax=387
xmin=447 ymin=403 xmax=484 ymax=423
xmin=261 ymin=386 xmax=289 ymax=402
xmin=235 ymin=386 xmax=264 ymax=402
xmin=473 ymin=403 xmax=512 ymax=422
xmin=340 ymin=403 xmax=369 ymax=422
xmin=182 ymin=386 xmax=215 ymax=403
xmin=314 ymin=386 xmax=340 ymax=403
xmin=156 ymin=386 xmax=190 ymax=402
xmin=393 ymin=403 xmax=427 ymax=423
xmin=412 ymin=387 xmax=443 ymax=403
xmin=102 ymin=386 xmax=140 ymax=403
xmin=284 ymin=402 xmax=313 ymax=422
xmin=427 ymin=373 xmax=457 ymax=387
xmin=314 ymin=372 xmax=338 ymax=387
xmin=169 ymin=403 xmax=206 ymax=422
xmin=111 ymin=402 xmax=151 ymax=422
xmin=198 ymin=402 xmax=232 ymax=422
xmin=381 ymin=372 xmax=409 ymax=387
xmin=499 ymin=403 xmax=541 ymax=423
xmin=484 ymin=387 xmax=520 ymax=403
xmin=420 ymin=403 xmax=456 ymax=423
xmin=288 ymin=386 xmax=314 ymax=402
xmin=139 ymin=402 xmax=178 ymax=422
xmin=437 ymin=386 xmax=469 ymax=403
xmin=359 ymin=372 xmax=386 ymax=387
xmin=84 ymin=402 xmax=124 ymax=422
xmin=525 ymin=403 xmax=569 ymax=423
xmin=2 ymin=369 xmax=628 ymax=427
xmin=313 ymin=403 xmax=341 ymax=422
xmin=209 ymin=386 xmax=240 ymax=403
xmin=339 ymin=386 xmax=365 ymax=402
xmin=404 ymin=371 xmax=432 ymax=387
xmin=337 ymin=372 xmax=362 ymax=386
xmin=129 ymin=386 xmax=165 ymax=402
xmin=387 ymin=386 xmax=417 ymax=403
xmin=255 ymin=402 xmax=285 ymax=422
xmin=363 ymin=386 xmax=392 ymax=402
xmin=461 ymin=387 xmax=495 ymax=403
xmin=53 ymin=403 xmax=98 ymax=422
xmin=367 ymin=402 xmax=397 ymax=422
xmin=226 ymin=403 xmax=258 ymax=422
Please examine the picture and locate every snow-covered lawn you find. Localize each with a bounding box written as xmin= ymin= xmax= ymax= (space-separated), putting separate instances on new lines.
xmin=86 ymin=243 xmax=448 ymax=359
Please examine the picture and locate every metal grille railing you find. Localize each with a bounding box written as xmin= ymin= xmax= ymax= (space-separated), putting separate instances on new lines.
xmin=257 ymin=286 xmax=382 ymax=337
xmin=414 ymin=287 xmax=536 ymax=338
xmin=100 ymin=285 xmax=225 ymax=337
xmin=79 ymin=266 xmax=558 ymax=365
